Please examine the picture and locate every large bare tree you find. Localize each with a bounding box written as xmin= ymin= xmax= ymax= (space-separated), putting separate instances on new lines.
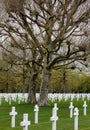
xmin=26 ymin=0 xmax=90 ymax=106
xmin=0 ymin=0 xmax=43 ymax=104
xmin=0 ymin=0 xmax=90 ymax=105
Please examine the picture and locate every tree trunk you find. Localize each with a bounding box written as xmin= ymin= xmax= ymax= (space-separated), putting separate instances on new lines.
xmin=38 ymin=67 xmax=51 ymax=106
xmin=63 ymin=70 xmax=66 ymax=93
xmin=27 ymin=73 xmax=37 ymax=104
xmin=6 ymin=82 xmax=9 ymax=93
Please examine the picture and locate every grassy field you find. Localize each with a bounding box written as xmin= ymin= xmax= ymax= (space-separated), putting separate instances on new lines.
xmin=0 ymin=98 xmax=90 ymax=130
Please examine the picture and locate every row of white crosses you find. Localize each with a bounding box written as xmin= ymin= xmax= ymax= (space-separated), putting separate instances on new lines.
xmin=0 ymin=95 xmax=27 ymax=106
xmin=9 ymin=104 xmax=58 ymax=130
xmin=50 ymin=102 xmax=87 ymax=130
xmin=50 ymin=103 xmax=85 ymax=130
xmin=48 ymin=93 xmax=89 ymax=103
xmin=0 ymin=93 xmax=90 ymax=105
xmin=20 ymin=105 xmax=39 ymax=130
xmin=9 ymin=101 xmax=87 ymax=130
xmin=69 ymin=101 xmax=87 ymax=118
xmin=69 ymin=101 xmax=87 ymax=130
xmin=9 ymin=104 xmax=39 ymax=130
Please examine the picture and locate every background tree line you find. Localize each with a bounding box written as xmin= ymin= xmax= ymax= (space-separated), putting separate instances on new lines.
xmin=0 ymin=58 xmax=90 ymax=93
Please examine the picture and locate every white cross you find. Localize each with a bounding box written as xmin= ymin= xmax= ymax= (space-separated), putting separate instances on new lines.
xmin=20 ymin=113 xmax=31 ymax=130
xmin=69 ymin=102 xmax=74 ymax=118
xmin=74 ymin=107 xmax=79 ymax=130
xmin=18 ymin=98 xmax=21 ymax=104
xmin=9 ymin=106 xmax=17 ymax=128
xmin=71 ymin=95 xmax=74 ymax=101
xmin=34 ymin=104 xmax=39 ymax=124
xmin=54 ymin=103 xmax=58 ymax=115
xmin=83 ymin=101 xmax=87 ymax=116
xmin=50 ymin=103 xmax=58 ymax=130
xmin=58 ymin=95 xmax=62 ymax=102
xmin=51 ymin=95 xmax=55 ymax=103
xmin=9 ymin=97 xmax=12 ymax=105
xmin=82 ymin=95 xmax=85 ymax=101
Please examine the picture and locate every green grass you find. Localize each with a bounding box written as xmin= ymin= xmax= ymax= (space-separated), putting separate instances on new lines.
xmin=0 ymin=98 xmax=90 ymax=130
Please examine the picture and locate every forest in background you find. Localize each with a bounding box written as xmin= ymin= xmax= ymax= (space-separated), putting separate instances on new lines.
xmin=0 ymin=58 xmax=90 ymax=93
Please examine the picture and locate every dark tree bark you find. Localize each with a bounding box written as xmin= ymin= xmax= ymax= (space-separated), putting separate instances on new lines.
xmin=28 ymin=72 xmax=38 ymax=104
xmin=39 ymin=67 xmax=51 ymax=106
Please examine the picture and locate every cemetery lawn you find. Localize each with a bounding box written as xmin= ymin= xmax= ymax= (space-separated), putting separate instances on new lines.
xmin=0 ymin=99 xmax=90 ymax=130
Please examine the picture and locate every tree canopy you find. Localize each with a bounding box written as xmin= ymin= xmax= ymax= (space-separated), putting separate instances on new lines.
xmin=0 ymin=0 xmax=90 ymax=105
